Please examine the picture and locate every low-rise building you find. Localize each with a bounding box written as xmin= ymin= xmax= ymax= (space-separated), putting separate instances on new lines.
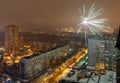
xmin=4 ymin=44 xmax=70 ymax=82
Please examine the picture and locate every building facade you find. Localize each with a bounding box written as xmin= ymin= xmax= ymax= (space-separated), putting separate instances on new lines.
xmin=19 ymin=44 xmax=70 ymax=79
xmin=4 ymin=24 xmax=19 ymax=55
xmin=88 ymin=38 xmax=116 ymax=70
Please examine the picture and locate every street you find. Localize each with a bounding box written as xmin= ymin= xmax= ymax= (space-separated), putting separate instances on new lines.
xmin=31 ymin=48 xmax=88 ymax=83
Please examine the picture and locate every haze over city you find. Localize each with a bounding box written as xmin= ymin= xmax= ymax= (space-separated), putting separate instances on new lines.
xmin=0 ymin=0 xmax=119 ymax=31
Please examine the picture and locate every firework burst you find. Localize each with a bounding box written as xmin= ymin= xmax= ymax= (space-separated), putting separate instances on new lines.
xmin=77 ymin=4 xmax=112 ymax=35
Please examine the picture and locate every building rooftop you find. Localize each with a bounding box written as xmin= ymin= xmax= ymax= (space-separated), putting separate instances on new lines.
xmin=23 ymin=43 xmax=69 ymax=59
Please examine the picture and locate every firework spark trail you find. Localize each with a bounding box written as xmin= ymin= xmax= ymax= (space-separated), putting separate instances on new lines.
xmin=77 ymin=4 xmax=112 ymax=35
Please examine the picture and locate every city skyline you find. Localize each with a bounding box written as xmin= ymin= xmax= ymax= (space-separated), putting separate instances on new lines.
xmin=0 ymin=0 xmax=119 ymax=32
xmin=0 ymin=1 xmax=118 ymax=83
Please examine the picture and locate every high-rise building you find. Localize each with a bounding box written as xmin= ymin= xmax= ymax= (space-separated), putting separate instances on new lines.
xmin=4 ymin=24 xmax=19 ymax=55
xmin=88 ymin=36 xmax=116 ymax=70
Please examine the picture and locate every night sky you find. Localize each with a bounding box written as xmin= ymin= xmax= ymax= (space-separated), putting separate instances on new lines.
xmin=0 ymin=0 xmax=119 ymax=31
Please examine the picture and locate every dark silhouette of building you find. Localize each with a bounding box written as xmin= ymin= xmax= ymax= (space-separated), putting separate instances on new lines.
xmin=115 ymin=26 xmax=120 ymax=83
xmin=115 ymin=27 xmax=120 ymax=49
